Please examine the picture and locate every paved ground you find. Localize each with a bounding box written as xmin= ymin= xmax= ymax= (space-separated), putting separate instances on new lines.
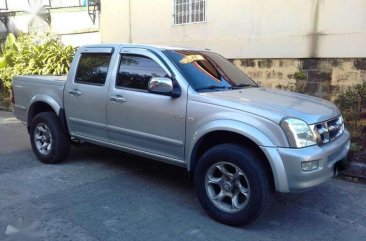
xmin=1 ymin=110 xmax=366 ymax=241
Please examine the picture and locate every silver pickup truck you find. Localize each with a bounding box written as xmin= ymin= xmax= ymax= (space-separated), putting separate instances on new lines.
xmin=12 ymin=44 xmax=350 ymax=226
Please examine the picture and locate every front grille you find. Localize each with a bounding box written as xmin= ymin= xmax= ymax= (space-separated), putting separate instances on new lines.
xmin=310 ymin=116 xmax=344 ymax=145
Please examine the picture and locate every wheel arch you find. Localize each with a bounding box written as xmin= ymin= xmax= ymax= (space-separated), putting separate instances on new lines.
xmin=187 ymin=120 xmax=284 ymax=191
xmin=27 ymin=95 xmax=68 ymax=135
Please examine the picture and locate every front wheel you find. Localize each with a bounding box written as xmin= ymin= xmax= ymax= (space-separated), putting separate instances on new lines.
xmin=30 ymin=112 xmax=70 ymax=164
xmin=194 ymin=144 xmax=272 ymax=226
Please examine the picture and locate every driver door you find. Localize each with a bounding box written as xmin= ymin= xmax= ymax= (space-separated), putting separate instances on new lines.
xmin=107 ymin=48 xmax=186 ymax=161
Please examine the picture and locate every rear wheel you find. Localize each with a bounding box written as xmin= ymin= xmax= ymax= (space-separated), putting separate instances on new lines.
xmin=194 ymin=144 xmax=272 ymax=226
xmin=30 ymin=112 xmax=70 ymax=164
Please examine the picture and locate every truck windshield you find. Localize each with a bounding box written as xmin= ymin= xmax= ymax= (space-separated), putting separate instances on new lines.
xmin=163 ymin=50 xmax=258 ymax=92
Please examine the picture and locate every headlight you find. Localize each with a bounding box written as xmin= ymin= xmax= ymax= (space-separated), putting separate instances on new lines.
xmin=281 ymin=118 xmax=316 ymax=148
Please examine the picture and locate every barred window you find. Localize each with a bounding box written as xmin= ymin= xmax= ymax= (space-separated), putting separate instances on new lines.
xmin=174 ymin=0 xmax=206 ymax=25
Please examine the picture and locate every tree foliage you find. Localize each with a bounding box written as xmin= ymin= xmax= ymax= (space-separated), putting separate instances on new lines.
xmin=0 ymin=33 xmax=75 ymax=99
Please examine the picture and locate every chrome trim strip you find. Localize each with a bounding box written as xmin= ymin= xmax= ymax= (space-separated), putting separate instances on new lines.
xmin=310 ymin=116 xmax=344 ymax=145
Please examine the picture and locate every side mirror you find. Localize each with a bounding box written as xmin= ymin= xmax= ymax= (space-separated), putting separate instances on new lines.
xmin=148 ymin=77 xmax=173 ymax=96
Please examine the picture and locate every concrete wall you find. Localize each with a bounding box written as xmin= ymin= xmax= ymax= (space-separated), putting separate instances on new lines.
xmin=233 ymin=58 xmax=366 ymax=101
xmin=100 ymin=0 xmax=130 ymax=44
xmin=99 ymin=0 xmax=366 ymax=103
xmin=100 ymin=0 xmax=366 ymax=59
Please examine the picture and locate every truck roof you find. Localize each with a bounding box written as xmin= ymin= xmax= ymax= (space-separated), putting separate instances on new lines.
xmin=80 ymin=43 xmax=210 ymax=52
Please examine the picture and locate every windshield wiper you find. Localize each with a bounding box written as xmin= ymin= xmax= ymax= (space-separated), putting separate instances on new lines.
xmin=232 ymin=84 xmax=258 ymax=89
xmin=195 ymin=85 xmax=232 ymax=92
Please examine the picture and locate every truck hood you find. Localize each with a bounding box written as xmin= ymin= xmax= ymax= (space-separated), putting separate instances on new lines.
xmin=198 ymin=87 xmax=340 ymax=124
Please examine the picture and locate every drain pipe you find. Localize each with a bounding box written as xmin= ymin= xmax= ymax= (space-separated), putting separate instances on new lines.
xmin=128 ymin=0 xmax=132 ymax=43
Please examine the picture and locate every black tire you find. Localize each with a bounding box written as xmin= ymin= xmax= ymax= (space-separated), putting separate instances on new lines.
xmin=30 ymin=112 xmax=70 ymax=164
xmin=194 ymin=144 xmax=272 ymax=226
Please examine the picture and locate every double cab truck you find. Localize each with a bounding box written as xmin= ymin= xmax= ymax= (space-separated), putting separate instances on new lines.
xmin=12 ymin=44 xmax=350 ymax=226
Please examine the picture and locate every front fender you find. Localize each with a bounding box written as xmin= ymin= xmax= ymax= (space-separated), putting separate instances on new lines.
xmin=186 ymin=119 xmax=289 ymax=192
xmin=187 ymin=119 xmax=275 ymax=170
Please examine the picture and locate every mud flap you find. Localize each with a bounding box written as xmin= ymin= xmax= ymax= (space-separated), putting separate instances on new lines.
xmin=335 ymin=157 xmax=348 ymax=176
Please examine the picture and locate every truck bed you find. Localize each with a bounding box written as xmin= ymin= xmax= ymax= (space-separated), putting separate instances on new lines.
xmin=12 ymin=75 xmax=67 ymax=124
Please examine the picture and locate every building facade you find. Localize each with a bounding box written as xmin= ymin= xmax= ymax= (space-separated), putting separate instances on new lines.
xmin=100 ymin=0 xmax=366 ymax=100
xmin=0 ymin=0 xmax=101 ymax=46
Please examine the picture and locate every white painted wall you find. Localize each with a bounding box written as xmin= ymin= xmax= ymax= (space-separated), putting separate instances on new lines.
xmin=100 ymin=0 xmax=366 ymax=58
xmin=61 ymin=31 xmax=101 ymax=46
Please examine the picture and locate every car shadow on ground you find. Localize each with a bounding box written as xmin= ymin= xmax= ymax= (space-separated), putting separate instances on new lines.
xmin=61 ymin=144 xmax=366 ymax=232
xmin=67 ymin=143 xmax=190 ymax=180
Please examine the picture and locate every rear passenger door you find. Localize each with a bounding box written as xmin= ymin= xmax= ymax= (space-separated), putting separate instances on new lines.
xmin=106 ymin=48 xmax=186 ymax=161
xmin=64 ymin=47 xmax=114 ymax=142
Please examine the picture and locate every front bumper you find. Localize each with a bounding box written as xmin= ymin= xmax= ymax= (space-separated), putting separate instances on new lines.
xmin=261 ymin=129 xmax=350 ymax=192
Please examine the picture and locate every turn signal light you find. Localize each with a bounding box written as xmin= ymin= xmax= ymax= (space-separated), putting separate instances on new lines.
xmin=301 ymin=160 xmax=319 ymax=171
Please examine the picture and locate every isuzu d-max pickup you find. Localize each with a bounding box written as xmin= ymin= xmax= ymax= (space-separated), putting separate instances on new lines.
xmin=12 ymin=44 xmax=350 ymax=226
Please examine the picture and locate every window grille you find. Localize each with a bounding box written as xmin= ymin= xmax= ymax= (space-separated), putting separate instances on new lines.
xmin=174 ymin=0 xmax=206 ymax=25
xmin=0 ymin=0 xmax=7 ymax=10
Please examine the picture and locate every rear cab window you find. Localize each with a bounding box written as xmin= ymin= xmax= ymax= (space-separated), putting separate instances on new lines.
xmin=75 ymin=49 xmax=113 ymax=86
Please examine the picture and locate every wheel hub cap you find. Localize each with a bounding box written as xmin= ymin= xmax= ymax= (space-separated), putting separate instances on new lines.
xmin=34 ymin=123 xmax=53 ymax=155
xmin=205 ymin=162 xmax=250 ymax=213
xmin=223 ymin=182 xmax=232 ymax=192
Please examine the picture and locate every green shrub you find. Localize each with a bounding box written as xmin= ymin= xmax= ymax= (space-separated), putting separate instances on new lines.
xmin=293 ymin=71 xmax=307 ymax=81
xmin=335 ymin=82 xmax=366 ymax=131
xmin=0 ymin=33 xmax=75 ymax=109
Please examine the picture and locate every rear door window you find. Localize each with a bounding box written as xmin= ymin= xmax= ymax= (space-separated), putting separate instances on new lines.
xmin=75 ymin=53 xmax=112 ymax=85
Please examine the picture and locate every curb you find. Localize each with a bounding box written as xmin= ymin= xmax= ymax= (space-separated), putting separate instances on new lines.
xmin=341 ymin=161 xmax=366 ymax=181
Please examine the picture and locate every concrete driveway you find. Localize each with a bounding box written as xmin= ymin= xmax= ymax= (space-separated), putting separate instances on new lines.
xmin=1 ymin=110 xmax=366 ymax=241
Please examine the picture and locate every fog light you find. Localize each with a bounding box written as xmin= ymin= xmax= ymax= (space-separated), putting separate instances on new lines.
xmin=301 ymin=160 xmax=319 ymax=171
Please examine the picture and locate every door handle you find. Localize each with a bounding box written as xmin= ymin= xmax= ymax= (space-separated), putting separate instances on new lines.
xmin=68 ymin=89 xmax=82 ymax=96
xmin=109 ymin=95 xmax=127 ymax=103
